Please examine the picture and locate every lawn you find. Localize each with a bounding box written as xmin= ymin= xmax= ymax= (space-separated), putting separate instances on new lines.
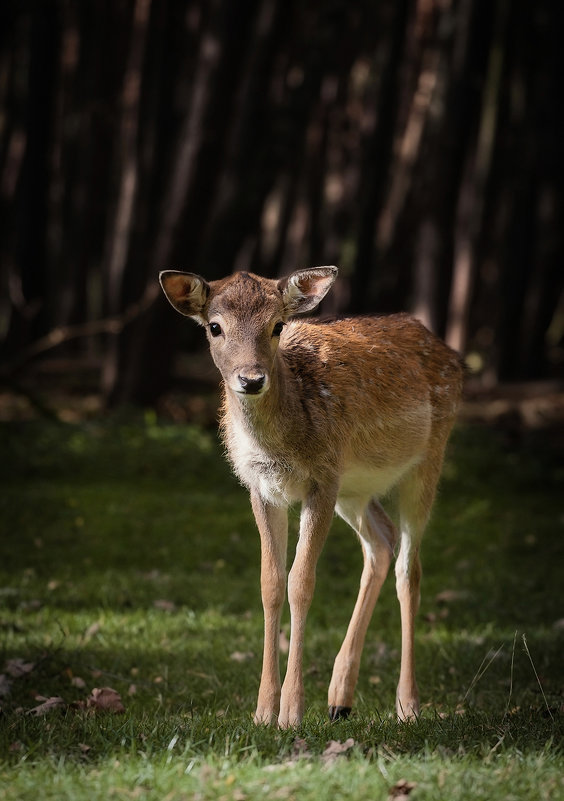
xmin=0 ymin=415 xmax=562 ymax=800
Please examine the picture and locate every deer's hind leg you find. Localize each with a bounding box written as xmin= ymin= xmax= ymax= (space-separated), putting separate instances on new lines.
xmin=395 ymin=437 xmax=450 ymax=721
xmin=328 ymin=497 xmax=398 ymax=720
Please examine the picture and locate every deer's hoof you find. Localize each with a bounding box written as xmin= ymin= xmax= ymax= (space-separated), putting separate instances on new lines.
xmin=328 ymin=705 xmax=352 ymax=721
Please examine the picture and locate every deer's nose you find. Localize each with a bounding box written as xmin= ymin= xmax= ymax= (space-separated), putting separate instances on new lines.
xmin=238 ymin=373 xmax=266 ymax=395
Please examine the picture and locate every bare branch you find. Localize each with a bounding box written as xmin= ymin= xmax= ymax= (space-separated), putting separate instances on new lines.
xmin=2 ymin=283 xmax=160 ymax=376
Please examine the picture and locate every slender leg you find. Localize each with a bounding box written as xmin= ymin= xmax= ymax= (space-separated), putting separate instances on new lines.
xmin=251 ymin=490 xmax=288 ymax=725
xmin=395 ymin=529 xmax=422 ymax=721
xmin=328 ymin=498 xmax=397 ymax=719
xmin=395 ymin=443 xmax=447 ymax=721
xmin=278 ymin=483 xmax=337 ymax=728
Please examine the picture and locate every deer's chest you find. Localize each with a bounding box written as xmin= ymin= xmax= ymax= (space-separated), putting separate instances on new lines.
xmin=226 ymin=423 xmax=307 ymax=506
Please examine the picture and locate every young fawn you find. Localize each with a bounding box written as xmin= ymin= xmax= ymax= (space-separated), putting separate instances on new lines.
xmin=160 ymin=266 xmax=463 ymax=727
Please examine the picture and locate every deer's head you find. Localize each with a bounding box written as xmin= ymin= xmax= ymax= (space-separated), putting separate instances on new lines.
xmin=160 ymin=267 xmax=337 ymax=397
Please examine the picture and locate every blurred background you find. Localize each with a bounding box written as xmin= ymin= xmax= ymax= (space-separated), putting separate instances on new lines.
xmin=0 ymin=0 xmax=563 ymax=420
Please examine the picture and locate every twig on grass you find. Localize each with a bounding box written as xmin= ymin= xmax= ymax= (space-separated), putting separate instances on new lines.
xmin=503 ymin=630 xmax=518 ymax=720
xmin=462 ymin=641 xmax=504 ymax=704
xmin=522 ymin=634 xmax=553 ymax=721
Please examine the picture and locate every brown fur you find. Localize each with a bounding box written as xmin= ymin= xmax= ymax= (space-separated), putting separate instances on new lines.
xmin=160 ymin=266 xmax=463 ymax=727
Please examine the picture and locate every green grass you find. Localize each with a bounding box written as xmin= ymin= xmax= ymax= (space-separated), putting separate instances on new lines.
xmin=0 ymin=416 xmax=562 ymax=800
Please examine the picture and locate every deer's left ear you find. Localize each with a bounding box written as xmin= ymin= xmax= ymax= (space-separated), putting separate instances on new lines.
xmin=279 ymin=266 xmax=338 ymax=315
xmin=159 ymin=270 xmax=210 ymax=325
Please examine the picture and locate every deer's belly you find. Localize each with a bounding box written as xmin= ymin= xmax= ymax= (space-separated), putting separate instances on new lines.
xmin=338 ymin=457 xmax=421 ymax=501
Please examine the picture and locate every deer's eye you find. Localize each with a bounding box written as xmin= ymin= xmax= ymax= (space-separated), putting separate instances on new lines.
xmin=209 ymin=322 xmax=222 ymax=337
xmin=272 ymin=321 xmax=284 ymax=338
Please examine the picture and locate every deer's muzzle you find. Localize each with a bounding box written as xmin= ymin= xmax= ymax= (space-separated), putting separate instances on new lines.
xmin=237 ymin=372 xmax=268 ymax=395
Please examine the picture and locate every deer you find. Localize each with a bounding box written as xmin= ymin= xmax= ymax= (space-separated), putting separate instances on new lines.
xmin=159 ymin=266 xmax=463 ymax=728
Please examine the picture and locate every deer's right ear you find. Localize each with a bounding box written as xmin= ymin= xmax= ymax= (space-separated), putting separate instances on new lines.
xmin=159 ymin=271 xmax=210 ymax=325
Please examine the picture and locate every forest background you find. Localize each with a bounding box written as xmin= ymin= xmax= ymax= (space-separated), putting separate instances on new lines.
xmin=0 ymin=0 xmax=563 ymax=415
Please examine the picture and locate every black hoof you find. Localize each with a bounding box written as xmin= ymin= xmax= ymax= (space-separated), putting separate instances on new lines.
xmin=328 ymin=705 xmax=352 ymax=721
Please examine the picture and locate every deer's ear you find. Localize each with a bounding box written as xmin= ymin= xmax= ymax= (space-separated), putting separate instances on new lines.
xmin=279 ymin=266 xmax=338 ymax=315
xmin=159 ymin=270 xmax=210 ymax=324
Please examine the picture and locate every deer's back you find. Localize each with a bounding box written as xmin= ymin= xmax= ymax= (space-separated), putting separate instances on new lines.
xmin=283 ymin=313 xmax=463 ymax=421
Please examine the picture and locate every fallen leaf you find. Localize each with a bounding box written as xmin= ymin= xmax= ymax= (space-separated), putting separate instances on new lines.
xmin=291 ymin=737 xmax=311 ymax=760
xmin=141 ymin=569 xmax=161 ymax=581
xmin=5 ymin=658 xmax=35 ymax=678
xmin=87 ymin=687 xmax=125 ymax=714
xmin=435 ymin=589 xmax=469 ymax=604
xmin=230 ymin=651 xmax=254 ymax=663
xmin=28 ymin=696 xmax=66 ymax=715
xmin=79 ymin=743 xmax=92 ymax=754
xmin=321 ymin=738 xmax=355 ymax=764
xmin=153 ymin=599 xmax=176 ymax=612
xmin=424 ymin=608 xmax=449 ymax=624
xmin=128 ymin=683 xmax=137 ymax=695
xmin=388 ymin=779 xmax=417 ymax=800
xmin=279 ymin=629 xmax=290 ymax=654
xmin=71 ymin=676 xmax=87 ymax=689
xmin=83 ymin=621 xmax=101 ymax=639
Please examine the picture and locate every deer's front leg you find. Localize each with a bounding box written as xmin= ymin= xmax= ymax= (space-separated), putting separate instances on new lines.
xmin=279 ymin=483 xmax=337 ymax=728
xmin=251 ymin=490 xmax=288 ymax=725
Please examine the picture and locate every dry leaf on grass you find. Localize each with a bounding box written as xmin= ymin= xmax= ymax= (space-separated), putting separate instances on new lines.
xmin=290 ymin=737 xmax=311 ymax=760
xmin=153 ymin=599 xmax=177 ymax=612
xmin=5 ymin=658 xmax=35 ymax=678
xmin=230 ymin=651 xmax=254 ymax=663
xmin=87 ymin=687 xmax=125 ymax=714
xmin=28 ymin=696 xmax=66 ymax=715
xmin=83 ymin=621 xmax=102 ymax=640
xmin=321 ymin=738 xmax=355 ymax=764
xmin=388 ymin=779 xmax=417 ymax=800
xmin=278 ymin=629 xmax=290 ymax=654
xmin=435 ymin=589 xmax=470 ymax=604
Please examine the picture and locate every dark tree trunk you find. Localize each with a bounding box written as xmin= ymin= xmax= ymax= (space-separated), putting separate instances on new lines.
xmin=8 ymin=4 xmax=59 ymax=352
xmin=350 ymin=0 xmax=410 ymax=314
